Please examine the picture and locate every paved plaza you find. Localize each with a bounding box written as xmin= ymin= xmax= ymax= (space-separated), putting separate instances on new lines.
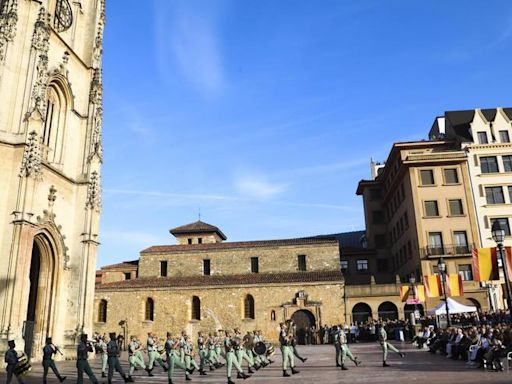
xmin=1 ymin=343 xmax=510 ymax=384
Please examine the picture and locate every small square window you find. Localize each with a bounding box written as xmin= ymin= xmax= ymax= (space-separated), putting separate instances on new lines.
xmin=340 ymin=260 xmax=348 ymax=271
xmin=481 ymin=156 xmax=499 ymax=173
xmin=124 ymin=272 xmax=131 ymax=280
xmin=500 ymin=131 xmax=510 ymax=143
xmin=443 ymin=169 xmax=459 ymax=184
xmin=187 ymin=238 xmax=193 ymax=245
xmin=356 ymin=259 xmax=369 ymax=271
xmin=485 ymin=186 xmax=505 ymax=204
xmin=477 ymin=131 xmax=488 ymax=144
xmin=424 ymin=200 xmax=439 ymax=217
xmin=448 ymin=199 xmax=464 ymax=215
xmin=198 ymin=238 xmax=202 ymax=244
xmin=420 ymin=170 xmax=435 ymax=185
xmin=503 ymin=156 xmax=512 ymax=172
xmin=458 ymin=264 xmax=473 ymax=281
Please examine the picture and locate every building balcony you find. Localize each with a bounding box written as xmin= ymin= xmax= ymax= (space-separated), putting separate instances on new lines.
xmin=420 ymin=244 xmax=473 ymax=258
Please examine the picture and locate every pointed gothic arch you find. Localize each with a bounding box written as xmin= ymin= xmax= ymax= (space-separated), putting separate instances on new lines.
xmin=23 ymin=228 xmax=63 ymax=358
xmin=43 ymin=75 xmax=74 ymax=164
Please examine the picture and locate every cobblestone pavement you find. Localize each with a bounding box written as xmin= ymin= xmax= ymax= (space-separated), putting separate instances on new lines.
xmin=1 ymin=343 xmax=510 ymax=384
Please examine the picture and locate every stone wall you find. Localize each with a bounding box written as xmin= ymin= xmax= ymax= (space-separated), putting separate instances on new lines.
xmin=94 ymin=282 xmax=345 ymax=344
xmin=138 ymin=242 xmax=340 ymax=278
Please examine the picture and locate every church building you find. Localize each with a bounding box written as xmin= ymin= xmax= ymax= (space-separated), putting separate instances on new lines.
xmin=0 ymin=0 xmax=105 ymax=360
xmin=95 ymin=221 xmax=345 ymax=343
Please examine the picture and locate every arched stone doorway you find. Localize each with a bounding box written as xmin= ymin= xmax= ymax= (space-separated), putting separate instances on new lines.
xmin=352 ymin=303 xmax=372 ymax=324
xmin=378 ymin=302 xmax=398 ymax=321
xmin=24 ymin=234 xmax=58 ymax=359
xmin=291 ymin=310 xmax=316 ymax=345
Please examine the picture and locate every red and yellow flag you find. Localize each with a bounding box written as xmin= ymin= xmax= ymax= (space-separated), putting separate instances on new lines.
xmin=424 ymin=275 xmax=442 ymax=298
xmin=400 ymin=285 xmax=426 ymax=303
xmin=446 ymin=273 xmax=463 ymax=297
xmin=472 ymin=248 xmax=499 ymax=281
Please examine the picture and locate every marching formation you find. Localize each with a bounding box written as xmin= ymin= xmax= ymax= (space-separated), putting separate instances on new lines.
xmin=82 ymin=327 xmax=279 ymax=384
xmin=3 ymin=320 xmax=410 ymax=384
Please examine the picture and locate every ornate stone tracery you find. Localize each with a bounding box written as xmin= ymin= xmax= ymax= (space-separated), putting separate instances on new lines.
xmin=86 ymin=171 xmax=101 ymax=210
xmin=0 ymin=0 xmax=18 ymax=63
xmin=19 ymin=130 xmax=42 ymax=178
xmin=53 ymin=0 xmax=73 ymax=32
xmin=29 ymin=8 xmax=51 ymax=119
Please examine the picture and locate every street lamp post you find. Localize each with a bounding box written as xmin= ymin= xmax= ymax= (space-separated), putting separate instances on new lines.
xmin=491 ymin=220 xmax=512 ymax=311
xmin=438 ymin=257 xmax=451 ymax=327
xmin=408 ymin=274 xmax=417 ymax=326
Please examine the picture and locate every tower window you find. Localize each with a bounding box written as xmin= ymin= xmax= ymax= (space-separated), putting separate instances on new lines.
xmin=251 ymin=257 xmax=259 ymax=273
xmin=297 ymin=255 xmax=307 ymax=271
xmin=145 ymin=298 xmax=154 ymax=321
xmin=203 ymin=259 xmax=211 ymax=276
xmin=160 ymin=261 xmax=168 ymax=277
xmin=98 ymin=300 xmax=107 ymax=322
xmin=244 ymin=294 xmax=255 ymax=319
xmin=188 ymin=238 xmax=193 ymax=244
xmin=124 ymin=272 xmax=131 ymax=280
xmin=192 ymin=296 xmax=201 ymax=320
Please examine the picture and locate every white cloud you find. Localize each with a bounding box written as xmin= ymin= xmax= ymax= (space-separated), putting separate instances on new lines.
xmin=234 ymin=175 xmax=287 ymax=200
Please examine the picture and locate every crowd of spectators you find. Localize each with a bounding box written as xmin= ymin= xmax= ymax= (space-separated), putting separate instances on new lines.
xmin=315 ymin=310 xmax=512 ymax=372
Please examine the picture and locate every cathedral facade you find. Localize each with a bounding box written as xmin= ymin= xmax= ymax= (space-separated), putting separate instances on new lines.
xmin=95 ymin=221 xmax=345 ymax=344
xmin=0 ymin=0 xmax=104 ymax=360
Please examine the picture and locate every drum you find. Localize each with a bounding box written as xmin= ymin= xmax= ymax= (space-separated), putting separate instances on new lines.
xmin=266 ymin=344 xmax=275 ymax=357
xmin=253 ymin=341 xmax=267 ymax=356
xmin=14 ymin=352 xmax=32 ymax=376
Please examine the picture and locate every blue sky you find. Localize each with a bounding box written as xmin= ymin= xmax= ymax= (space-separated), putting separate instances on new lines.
xmin=99 ymin=0 xmax=512 ymax=267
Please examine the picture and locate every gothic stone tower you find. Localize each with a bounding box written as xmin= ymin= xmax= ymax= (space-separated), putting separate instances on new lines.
xmin=0 ymin=0 xmax=104 ymax=360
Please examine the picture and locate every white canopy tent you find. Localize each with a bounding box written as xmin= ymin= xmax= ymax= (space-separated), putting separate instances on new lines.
xmin=428 ymin=297 xmax=478 ymax=316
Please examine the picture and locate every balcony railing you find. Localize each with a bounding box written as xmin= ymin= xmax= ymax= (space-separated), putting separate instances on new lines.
xmin=420 ymin=244 xmax=473 ymax=258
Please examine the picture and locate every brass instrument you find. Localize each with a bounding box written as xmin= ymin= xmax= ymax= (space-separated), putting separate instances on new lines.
xmin=14 ymin=352 xmax=31 ymax=376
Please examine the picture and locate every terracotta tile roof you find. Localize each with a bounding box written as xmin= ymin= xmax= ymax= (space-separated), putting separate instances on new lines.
xmin=170 ymin=220 xmax=227 ymax=240
xmin=96 ymin=270 xmax=343 ymax=290
xmin=101 ymin=260 xmax=139 ymax=270
xmin=141 ymin=237 xmax=338 ymax=254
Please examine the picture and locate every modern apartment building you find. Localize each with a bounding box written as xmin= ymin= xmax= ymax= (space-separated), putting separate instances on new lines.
xmin=429 ymin=108 xmax=512 ymax=309
xmin=357 ymin=140 xmax=488 ymax=310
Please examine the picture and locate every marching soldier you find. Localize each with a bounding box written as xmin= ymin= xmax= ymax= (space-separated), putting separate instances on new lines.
xmin=206 ymin=332 xmax=220 ymax=370
xmin=378 ymin=322 xmax=404 ymax=367
xmin=337 ymin=326 xmax=361 ymax=370
xmin=42 ymin=337 xmax=66 ymax=383
xmin=5 ymin=340 xmax=25 ymax=384
xmin=96 ymin=335 xmax=108 ymax=378
xmin=147 ymin=332 xmax=168 ymax=373
xmin=332 ymin=326 xmax=342 ymax=367
xmin=76 ymin=334 xmax=100 ymax=384
xmin=127 ymin=335 xmax=149 ymax=381
xmin=254 ymin=330 xmax=271 ymax=366
xmin=289 ymin=321 xmax=307 ymax=364
xmin=197 ymin=332 xmax=210 ymax=374
xmin=181 ymin=333 xmax=200 ymax=375
xmin=214 ymin=331 xmax=225 ymax=362
xmin=280 ymin=322 xmax=299 ymax=377
xmin=224 ymin=330 xmax=250 ymax=384
xmin=107 ymin=332 xmax=130 ymax=383
xmin=165 ymin=332 xmax=189 ymax=384
xmin=234 ymin=328 xmax=259 ymax=373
